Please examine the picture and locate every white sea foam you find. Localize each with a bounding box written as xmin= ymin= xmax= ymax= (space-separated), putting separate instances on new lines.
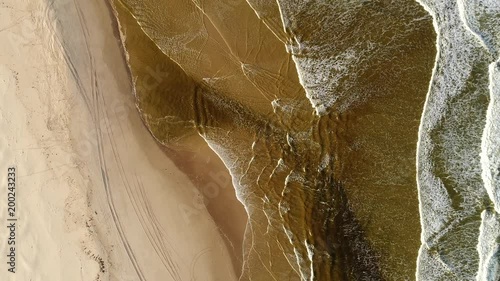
xmin=305 ymin=241 xmax=315 ymax=281
xmin=289 ymin=48 xmax=361 ymax=116
xmin=318 ymin=154 xmax=330 ymax=172
xmin=458 ymin=0 xmax=500 ymax=56
xmin=469 ymin=0 xmax=500 ymax=212
xmin=415 ymin=0 xmax=495 ymax=280
xmin=481 ymin=61 xmax=500 ymax=213
xmin=292 ymin=247 xmax=310 ymax=281
xmin=477 ymin=12 xmax=500 ymax=281
xmin=273 ymin=1 xmax=373 ymax=116
xmin=456 ymin=1 xmax=500 ymax=280
xmin=477 ymin=210 xmax=500 ymax=281
xmin=200 ymin=135 xmax=247 ymax=203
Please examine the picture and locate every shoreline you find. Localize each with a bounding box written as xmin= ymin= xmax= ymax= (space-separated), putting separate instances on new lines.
xmin=0 ymin=0 xmax=244 ymax=280
xmin=107 ymin=0 xmax=248 ymax=275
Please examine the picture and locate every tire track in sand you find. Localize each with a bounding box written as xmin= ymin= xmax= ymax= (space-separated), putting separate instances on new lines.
xmin=46 ymin=1 xmax=147 ymax=280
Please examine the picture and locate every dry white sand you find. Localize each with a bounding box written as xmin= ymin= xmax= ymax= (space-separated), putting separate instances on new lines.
xmin=0 ymin=0 xmax=239 ymax=280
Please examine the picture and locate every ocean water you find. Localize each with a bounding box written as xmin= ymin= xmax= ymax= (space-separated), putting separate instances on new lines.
xmin=109 ymin=0 xmax=499 ymax=280
xmin=415 ymin=0 xmax=499 ymax=280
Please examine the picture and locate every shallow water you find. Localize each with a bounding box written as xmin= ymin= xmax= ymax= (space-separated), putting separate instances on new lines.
xmin=109 ymin=0 xmax=499 ymax=279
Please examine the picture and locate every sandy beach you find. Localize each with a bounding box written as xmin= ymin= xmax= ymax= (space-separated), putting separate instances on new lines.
xmin=0 ymin=0 xmax=245 ymax=280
